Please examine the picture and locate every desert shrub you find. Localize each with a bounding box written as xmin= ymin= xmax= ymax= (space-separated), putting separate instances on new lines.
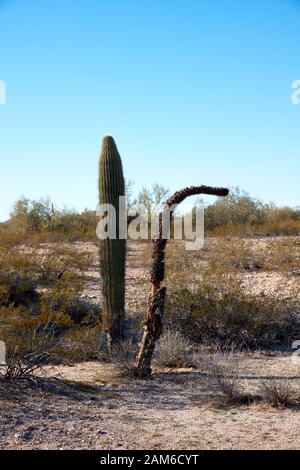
xmin=0 ymin=250 xmax=41 ymax=307
xmin=204 ymin=187 xmax=264 ymax=230
xmin=5 ymin=190 xmax=300 ymax=242
xmin=110 ymin=339 xmax=138 ymax=377
xmin=0 ymin=242 xmax=102 ymax=364
xmin=0 ymin=304 xmax=71 ymax=359
xmin=165 ymin=273 xmax=299 ymax=348
xmin=0 ymin=297 xmax=103 ymax=366
xmin=8 ymin=197 xmax=98 ymax=242
xmin=212 ymin=219 xmax=300 ymax=238
xmin=164 ymin=237 xmax=300 ymax=348
xmin=203 ymin=187 xmax=300 ymax=236
xmin=0 ymin=275 xmax=38 ymax=307
xmin=48 ymin=209 xmax=98 ymax=239
xmin=259 ymin=379 xmax=298 ymax=407
xmin=257 ymin=219 xmax=300 ymax=237
xmin=195 ymin=350 xmax=245 ymax=403
xmin=0 ymin=224 xmax=25 ymax=248
xmin=154 ymin=329 xmax=192 ymax=367
xmin=37 ymin=245 xmax=90 ymax=281
xmin=0 ymin=223 xmax=102 ymax=367
xmin=262 ymin=204 xmax=300 ymax=223
xmin=9 ymin=197 xmax=53 ymax=233
xmin=0 ymin=306 xmax=62 ymax=382
xmin=192 ymin=236 xmax=300 ymax=274
xmin=0 ymin=307 xmax=103 ymax=379
xmin=52 ymin=325 xmax=105 ymax=362
xmin=0 ymin=348 xmax=51 ymax=382
xmin=0 ymin=244 xmax=91 ymax=309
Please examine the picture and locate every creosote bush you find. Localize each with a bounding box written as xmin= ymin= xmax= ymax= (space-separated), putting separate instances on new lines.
xmin=0 ymin=244 xmax=103 ymax=365
xmin=0 ymin=303 xmax=103 ymax=366
xmin=165 ymin=271 xmax=299 ymax=348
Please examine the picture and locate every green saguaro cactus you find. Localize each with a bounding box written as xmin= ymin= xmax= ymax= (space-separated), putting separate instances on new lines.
xmin=98 ymin=135 xmax=126 ymax=345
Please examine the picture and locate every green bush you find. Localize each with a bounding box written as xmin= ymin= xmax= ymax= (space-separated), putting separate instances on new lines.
xmin=165 ymin=274 xmax=299 ymax=348
xmin=204 ymin=187 xmax=264 ymax=229
xmin=203 ymin=187 xmax=300 ymax=236
xmin=0 ymin=243 xmax=102 ymax=364
xmin=8 ymin=197 xmax=98 ymax=242
xmin=5 ymin=189 xmax=300 ymax=242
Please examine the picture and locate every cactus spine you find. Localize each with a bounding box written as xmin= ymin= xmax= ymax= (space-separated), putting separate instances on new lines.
xmin=98 ymin=136 xmax=126 ymax=345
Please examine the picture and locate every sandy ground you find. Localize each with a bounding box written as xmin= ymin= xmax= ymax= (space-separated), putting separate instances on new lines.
xmin=77 ymin=238 xmax=300 ymax=304
xmin=1 ymin=354 xmax=300 ymax=450
xmin=0 ymin=237 xmax=300 ymax=450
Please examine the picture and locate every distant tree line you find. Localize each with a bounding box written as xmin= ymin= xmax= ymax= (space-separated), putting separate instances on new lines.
xmin=6 ymin=186 xmax=300 ymax=238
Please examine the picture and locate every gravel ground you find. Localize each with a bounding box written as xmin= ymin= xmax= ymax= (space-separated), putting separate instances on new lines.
xmin=1 ymin=355 xmax=300 ymax=450
xmin=0 ymin=237 xmax=299 ymax=450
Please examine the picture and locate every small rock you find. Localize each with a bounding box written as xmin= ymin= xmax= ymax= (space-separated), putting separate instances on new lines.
xmin=15 ymin=427 xmax=34 ymax=440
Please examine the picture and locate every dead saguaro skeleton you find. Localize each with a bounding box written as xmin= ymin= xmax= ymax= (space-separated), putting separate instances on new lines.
xmin=134 ymin=185 xmax=229 ymax=377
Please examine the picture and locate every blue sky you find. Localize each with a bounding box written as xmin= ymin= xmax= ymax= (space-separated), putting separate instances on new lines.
xmin=0 ymin=0 xmax=299 ymax=221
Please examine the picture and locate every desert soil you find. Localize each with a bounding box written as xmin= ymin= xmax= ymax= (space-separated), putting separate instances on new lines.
xmin=0 ymin=237 xmax=300 ymax=450
xmin=1 ymin=355 xmax=300 ymax=450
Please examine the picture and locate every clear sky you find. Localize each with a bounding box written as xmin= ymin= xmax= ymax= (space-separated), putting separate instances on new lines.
xmin=0 ymin=0 xmax=299 ymax=221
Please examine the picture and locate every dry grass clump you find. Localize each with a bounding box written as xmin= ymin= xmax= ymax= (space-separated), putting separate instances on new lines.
xmin=109 ymin=339 xmax=139 ymax=378
xmin=258 ymin=379 xmax=299 ymax=407
xmin=154 ymin=329 xmax=193 ymax=368
xmin=196 ymin=350 xmax=246 ymax=404
xmin=195 ymin=350 xmax=300 ymax=408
